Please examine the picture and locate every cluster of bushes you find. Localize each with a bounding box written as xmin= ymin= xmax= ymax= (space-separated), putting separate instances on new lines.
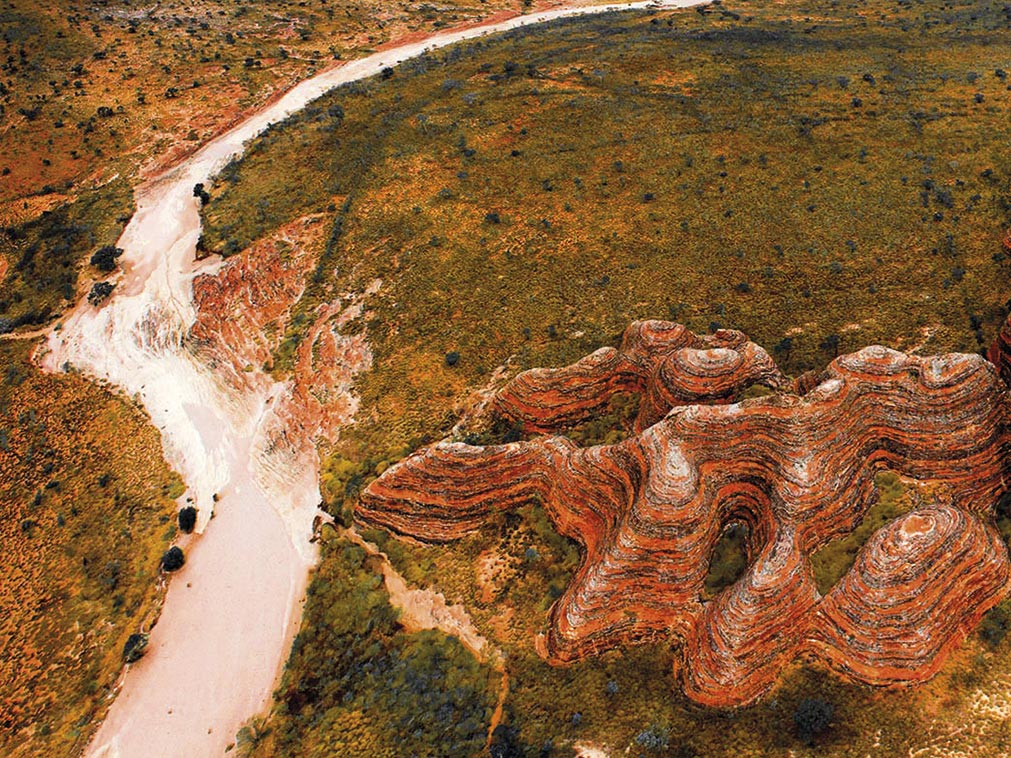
xmin=270 ymin=540 xmax=496 ymax=755
xmin=192 ymin=183 xmax=210 ymax=205
xmin=794 ymin=698 xmax=834 ymax=745
xmin=0 ymin=180 xmax=131 ymax=330
xmin=0 ymin=305 xmax=52 ymax=334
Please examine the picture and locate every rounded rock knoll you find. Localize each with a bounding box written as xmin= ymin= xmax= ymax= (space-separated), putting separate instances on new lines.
xmin=360 ymin=321 xmax=1011 ymax=707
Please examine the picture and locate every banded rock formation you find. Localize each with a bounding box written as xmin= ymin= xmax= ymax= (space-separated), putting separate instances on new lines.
xmin=493 ymin=321 xmax=787 ymax=434
xmin=188 ymin=213 xmax=373 ymax=462
xmin=359 ymin=321 xmax=1011 ymax=707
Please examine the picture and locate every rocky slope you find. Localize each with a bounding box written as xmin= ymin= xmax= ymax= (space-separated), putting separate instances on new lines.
xmin=359 ymin=321 xmax=1011 ymax=707
xmin=188 ymin=213 xmax=374 ymax=463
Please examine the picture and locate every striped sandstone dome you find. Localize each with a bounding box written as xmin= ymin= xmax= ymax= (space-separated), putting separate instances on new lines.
xmin=359 ymin=322 xmax=1011 ymax=707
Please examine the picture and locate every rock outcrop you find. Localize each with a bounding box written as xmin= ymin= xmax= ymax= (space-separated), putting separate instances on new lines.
xmin=188 ymin=213 xmax=373 ymax=471
xmin=189 ymin=215 xmax=327 ymax=390
xmin=359 ymin=321 xmax=1011 ymax=707
xmin=493 ymin=321 xmax=786 ymax=434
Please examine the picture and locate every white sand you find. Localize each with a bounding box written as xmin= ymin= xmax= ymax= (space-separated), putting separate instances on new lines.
xmin=39 ymin=2 xmax=706 ymax=756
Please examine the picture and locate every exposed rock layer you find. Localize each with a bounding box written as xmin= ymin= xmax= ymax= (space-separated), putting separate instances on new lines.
xmin=493 ymin=322 xmax=786 ymax=434
xmin=188 ymin=215 xmax=373 ymax=488
xmin=360 ymin=321 xmax=1011 ymax=707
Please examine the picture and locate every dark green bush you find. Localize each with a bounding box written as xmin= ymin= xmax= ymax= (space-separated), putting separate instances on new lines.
xmin=794 ymin=698 xmax=834 ymax=745
xmin=177 ymin=506 xmax=197 ymax=534
xmin=161 ymin=546 xmax=185 ymax=572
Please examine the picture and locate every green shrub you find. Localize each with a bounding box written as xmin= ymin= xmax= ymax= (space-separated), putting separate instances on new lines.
xmin=177 ymin=506 xmax=197 ymax=534
xmin=161 ymin=546 xmax=185 ymax=572
xmin=122 ymin=633 xmax=149 ymax=663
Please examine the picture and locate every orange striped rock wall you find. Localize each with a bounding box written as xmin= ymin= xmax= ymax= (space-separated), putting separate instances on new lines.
xmin=360 ymin=322 xmax=1011 ymax=707
xmin=988 ymin=307 xmax=1011 ymax=386
xmin=492 ymin=320 xmax=787 ymax=434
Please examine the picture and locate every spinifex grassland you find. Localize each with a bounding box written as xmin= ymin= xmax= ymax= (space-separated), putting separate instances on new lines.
xmin=0 ymin=340 xmax=183 ymax=758
xmin=0 ymin=0 xmax=571 ymax=332
xmin=199 ymin=0 xmax=1011 ymax=755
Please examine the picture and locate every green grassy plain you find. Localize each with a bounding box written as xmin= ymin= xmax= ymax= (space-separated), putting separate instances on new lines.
xmin=203 ymin=0 xmax=1011 ymax=755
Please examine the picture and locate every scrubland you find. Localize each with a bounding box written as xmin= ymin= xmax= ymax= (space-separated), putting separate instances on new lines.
xmin=0 ymin=340 xmax=182 ymax=757
xmin=199 ymin=0 xmax=1011 ymax=755
xmin=0 ymin=0 xmax=575 ymax=333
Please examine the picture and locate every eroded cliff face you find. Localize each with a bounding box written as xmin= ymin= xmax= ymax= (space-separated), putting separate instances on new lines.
xmin=187 ymin=213 xmax=373 ymax=500
xmin=188 ymin=215 xmax=328 ymax=389
xmin=359 ymin=320 xmax=1011 ymax=707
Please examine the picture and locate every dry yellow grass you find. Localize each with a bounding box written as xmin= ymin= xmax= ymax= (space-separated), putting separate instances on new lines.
xmin=0 ymin=340 xmax=182 ymax=757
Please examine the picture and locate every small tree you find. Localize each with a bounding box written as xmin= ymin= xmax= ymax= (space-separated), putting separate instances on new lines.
xmin=90 ymin=244 xmax=123 ymax=272
xmin=819 ymin=333 xmax=841 ymax=357
xmin=794 ymin=697 xmax=834 ymax=745
xmin=161 ymin=546 xmax=185 ymax=571
xmin=178 ymin=506 xmax=198 ymax=533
